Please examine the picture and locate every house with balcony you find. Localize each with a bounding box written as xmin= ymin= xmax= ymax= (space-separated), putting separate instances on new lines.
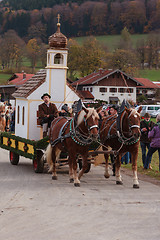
xmin=72 ymin=69 xmax=143 ymax=104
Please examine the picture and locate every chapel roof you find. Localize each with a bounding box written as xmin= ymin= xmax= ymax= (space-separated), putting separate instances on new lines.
xmin=12 ymin=69 xmax=46 ymax=98
xmin=12 ymin=69 xmax=85 ymax=100
xmin=48 ymin=15 xmax=67 ymax=49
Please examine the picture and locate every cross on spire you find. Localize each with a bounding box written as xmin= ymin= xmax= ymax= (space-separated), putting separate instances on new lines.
xmin=57 ymin=14 xmax=60 ymax=24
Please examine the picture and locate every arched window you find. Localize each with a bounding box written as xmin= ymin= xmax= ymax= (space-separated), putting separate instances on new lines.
xmin=54 ymin=53 xmax=63 ymax=64
xmin=22 ymin=106 xmax=25 ymax=125
xmin=17 ymin=106 xmax=20 ymax=124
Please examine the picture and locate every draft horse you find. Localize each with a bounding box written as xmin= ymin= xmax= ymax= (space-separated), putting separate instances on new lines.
xmin=0 ymin=102 xmax=11 ymax=132
xmin=46 ymin=99 xmax=99 ymax=187
xmin=0 ymin=102 xmax=6 ymax=132
xmin=100 ymin=100 xmax=142 ymax=188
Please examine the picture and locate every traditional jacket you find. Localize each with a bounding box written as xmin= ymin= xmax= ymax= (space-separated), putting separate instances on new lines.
xmin=38 ymin=102 xmax=58 ymax=127
xmin=140 ymin=120 xmax=155 ymax=143
xmin=148 ymin=123 xmax=160 ymax=148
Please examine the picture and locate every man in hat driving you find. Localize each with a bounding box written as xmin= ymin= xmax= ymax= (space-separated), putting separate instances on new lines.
xmin=38 ymin=93 xmax=58 ymax=137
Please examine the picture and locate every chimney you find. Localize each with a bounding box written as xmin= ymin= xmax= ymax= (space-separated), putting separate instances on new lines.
xmin=22 ymin=70 xmax=26 ymax=80
xmin=99 ymin=68 xmax=103 ymax=75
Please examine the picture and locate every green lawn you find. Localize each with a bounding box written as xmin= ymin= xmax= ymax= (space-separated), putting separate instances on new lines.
xmin=139 ymin=69 xmax=160 ymax=82
xmin=73 ymin=33 xmax=148 ymax=51
xmin=0 ymin=73 xmax=12 ymax=85
xmin=122 ymin=145 xmax=160 ymax=181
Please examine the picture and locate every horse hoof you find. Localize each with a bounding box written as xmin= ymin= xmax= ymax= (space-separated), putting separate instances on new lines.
xmin=70 ymin=178 xmax=74 ymax=183
xmin=116 ymin=181 xmax=123 ymax=185
xmin=133 ymin=184 xmax=139 ymax=189
xmin=74 ymin=183 xmax=80 ymax=187
xmin=104 ymin=174 xmax=110 ymax=179
xmin=52 ymin=176 xmax=57 ymax=180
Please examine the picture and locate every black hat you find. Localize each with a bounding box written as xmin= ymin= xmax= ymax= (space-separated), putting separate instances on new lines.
xmin=61 ymin=104 xmax=68 ymax=112
xmin=41 ymin=93 xmax=51 ymax=100
xmin=109 ymin=104 xmax=119 ymax=111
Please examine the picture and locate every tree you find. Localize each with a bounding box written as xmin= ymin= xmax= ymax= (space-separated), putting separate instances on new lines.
xmin=146 ymin=32 xmax=160 ymax=69
xmin=106 ymin=49 xmax=139 ymax=76
xmin=27 ymin=22 xmax=47 ymax=43
xmin=136 ymin=38 xmax=146 ymax=69
xmin=67 ymin=39 xmax=82 ymax=80
xmin=0 ymin=30 xmax=25 ymax=69
xmin=120 ymin=1 xmax=146 ymax=33
xmin=116 ymin=27 xmax=133 ymax=50
xmin=78 ymin=37 xmax=105 ymax=77
xmin=39 ymin=42 xmax=47 ymax=68
xmin=26 ymin=38 xmax=40 ymax=72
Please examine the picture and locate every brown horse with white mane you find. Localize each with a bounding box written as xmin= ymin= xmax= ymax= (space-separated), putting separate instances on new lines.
xmin=0 ymin=102 xmax=6 ymax=132
xmin=46 ymin=99 xmax=99 ymax=186
xmin=100 ymin=100 xmax=142 ymax=188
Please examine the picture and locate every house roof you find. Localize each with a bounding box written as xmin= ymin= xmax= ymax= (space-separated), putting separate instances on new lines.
xmin=72 ymin=69 xmax=142 ymax=87
xmin=12 ymin=69 xmax=85 ymax=100
xmin=9 ymin=73 xmax=34 ymax=86
xmin=66 ymin=81 xmax=85 ymax=100
xmin=153 ymin=81 xmax=160 ymax=87
xmin=135 ymin=78 xmax=160 ymax=89
xmin=78 ymin=90 xmax=94 ymax=99
xmin=12 ymin=69 xmax=46 ymax=98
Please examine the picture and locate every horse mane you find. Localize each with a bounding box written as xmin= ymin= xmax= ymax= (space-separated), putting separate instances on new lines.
xmin=0 ymin=102 xmax=5 ymax=107
xmin=77 ymin=108 xmax=99 ymax=126
xmin=128 ymin=108 xmax=140 ymax=118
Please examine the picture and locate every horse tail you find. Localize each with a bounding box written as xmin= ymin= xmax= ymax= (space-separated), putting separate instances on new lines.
xmin=46 ymin=143 xmax=53 ymax=172
xmin=46 ymin=143 xmax=61 ymax=172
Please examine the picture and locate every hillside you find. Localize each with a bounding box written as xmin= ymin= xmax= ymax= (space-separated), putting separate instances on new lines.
xmin=0 ymin=0 xmax=159 ymax=40
xmin=1 ymin=0 xmax=98 ymax=10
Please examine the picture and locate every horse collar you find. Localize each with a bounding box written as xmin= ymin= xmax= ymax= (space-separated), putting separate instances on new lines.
xmin=70 ymin=119 xmax=92 ymax=146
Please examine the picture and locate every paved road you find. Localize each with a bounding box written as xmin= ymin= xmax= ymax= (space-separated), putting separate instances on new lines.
xmin=0 ymin=148 xmax=160 ymax=240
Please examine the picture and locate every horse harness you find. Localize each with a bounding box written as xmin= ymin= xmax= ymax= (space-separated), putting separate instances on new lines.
xmin=50 ymin=116 xmax=98 ymax=148
xmin=102 ymin=110 xmax=140 ymax=146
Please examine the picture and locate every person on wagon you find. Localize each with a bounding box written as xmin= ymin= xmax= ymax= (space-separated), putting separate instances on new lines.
xmin=59 ymin=103 xmax=72 ymax=117
xmin=140 ymin=113 xmax=155 ymax=168
xmin=144 ymin=113 xmax=160 ymax=171
xmin=38 ymin=93 xmax=58 ymax=138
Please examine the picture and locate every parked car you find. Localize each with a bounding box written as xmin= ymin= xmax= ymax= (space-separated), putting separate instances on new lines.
xmin=150 ymin=109 xmax=160 ymax=118
xmin=136 ymin=105 xmax=160 ymax=117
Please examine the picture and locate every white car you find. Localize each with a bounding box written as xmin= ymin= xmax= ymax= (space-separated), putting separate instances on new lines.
xmin=151 ymin=109 xmax=160 ymax=118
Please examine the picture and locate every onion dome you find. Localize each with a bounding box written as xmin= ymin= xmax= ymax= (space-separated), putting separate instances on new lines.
xmin=48 ymin=22 xmax=67 ymax=48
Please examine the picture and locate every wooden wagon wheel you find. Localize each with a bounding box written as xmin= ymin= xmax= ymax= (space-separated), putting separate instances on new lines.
xmin=9 ymin=151 xmax=20 ymax=165
xmin=33 ymin=150 xmax=44 ymax=173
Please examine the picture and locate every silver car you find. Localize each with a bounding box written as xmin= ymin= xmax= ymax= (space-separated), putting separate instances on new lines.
xmin=151 ymin=109 xmax=160 ymax=118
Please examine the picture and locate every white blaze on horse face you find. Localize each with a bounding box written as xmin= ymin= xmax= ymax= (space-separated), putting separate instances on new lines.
xmin=134 ymin=114 xmax=138 ymax=118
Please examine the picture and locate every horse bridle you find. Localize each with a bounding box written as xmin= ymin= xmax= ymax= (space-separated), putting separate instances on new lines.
xmin=128 ymin=111 xmax=140 ymax=130
xmin=117 ymin=110 xmax=140 ymax=145
xmin=83 ymin=116 xmax=99 ymax=133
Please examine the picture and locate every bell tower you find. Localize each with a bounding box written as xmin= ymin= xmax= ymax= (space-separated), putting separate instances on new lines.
xmin=46 ymin=14 xmax=68 ymax=107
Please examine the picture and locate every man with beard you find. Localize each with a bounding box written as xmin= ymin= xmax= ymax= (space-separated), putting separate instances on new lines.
xmin=38 ymin=93 xmax=58 ymax=138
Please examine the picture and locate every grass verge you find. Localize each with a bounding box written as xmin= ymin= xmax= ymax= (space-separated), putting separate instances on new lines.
xmin=122 ymin=145 xmax=160 ymax=181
